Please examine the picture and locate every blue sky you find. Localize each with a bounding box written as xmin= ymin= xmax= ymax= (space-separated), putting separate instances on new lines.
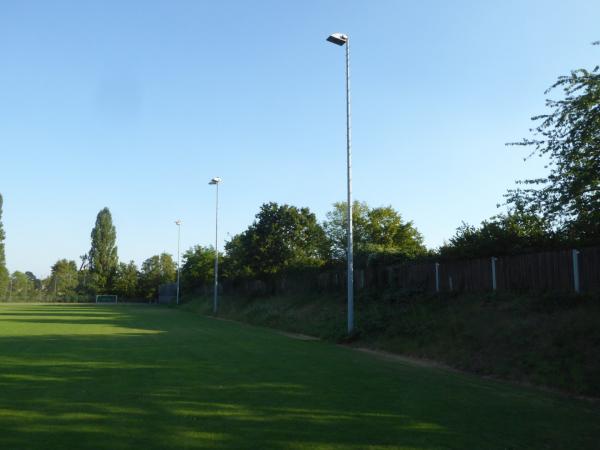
xmin=1 ymin=0 xmax=598 ymax=276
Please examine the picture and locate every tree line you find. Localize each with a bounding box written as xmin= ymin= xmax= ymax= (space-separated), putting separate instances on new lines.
xmin=0 ymin=207 xmax=180 ymax=301
xmin=0 ymin=200 xmax=427 ymax=301
xmin=1 ymin=45 xmax=597 ymax=300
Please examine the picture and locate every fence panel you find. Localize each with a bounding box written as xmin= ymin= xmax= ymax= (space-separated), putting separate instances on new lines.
xmin=498 ymin=249 xmax=572 ymax=292
xmin=580 ymin=246 xmax=600 ymax=293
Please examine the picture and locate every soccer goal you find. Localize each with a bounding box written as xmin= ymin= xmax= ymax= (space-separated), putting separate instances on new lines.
xmin=96 ymin=294 xmax=118 ymax=304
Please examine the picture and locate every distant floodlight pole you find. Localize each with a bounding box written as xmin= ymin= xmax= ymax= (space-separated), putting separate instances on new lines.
xmin=209 ymin=177 xmax=222 ymax=314
xmin=327 ymin=32 xmax=354 ymax=334
xmin=175 ymin=220 xmax=182 ymax=305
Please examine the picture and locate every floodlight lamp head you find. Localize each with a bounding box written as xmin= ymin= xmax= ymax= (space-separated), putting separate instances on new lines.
xmin=175 ymin=219 xmax=182 ymax=226
xmin=209 ymin=177 xmax=222 ymax=185
xmin=326 ymin=33 xmax=348 ymax=46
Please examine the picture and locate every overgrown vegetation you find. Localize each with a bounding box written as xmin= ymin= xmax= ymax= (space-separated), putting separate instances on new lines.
xmin=183 ymin=290 xmax=600 ymax=398
xmin=438 ymin=207 xmax=557 ymax=259
xmin=505 ymin=45 xmax=600 ymax=243
xmin=440 ymin=44 xmax=599 ymax=258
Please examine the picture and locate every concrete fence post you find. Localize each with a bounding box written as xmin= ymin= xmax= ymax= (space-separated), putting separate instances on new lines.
xmin=435 ymin=262 xmax=440 ymax=293
xmin=448 ymin=276 xmax=453 ymax=291
xmin=572 ymin=249 xmax=580 ymax=293
xmin=491 ymin=257 xmax=498 ymax=291
xmin=355 ymin=269 xmax=365 ymax=290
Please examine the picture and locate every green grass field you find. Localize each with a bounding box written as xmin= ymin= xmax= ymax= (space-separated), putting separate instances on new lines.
xmin=0 ymin=304 xmax=598 ymax=449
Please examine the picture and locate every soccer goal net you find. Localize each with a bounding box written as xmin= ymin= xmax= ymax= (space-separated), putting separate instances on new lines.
xmin=96 ymin=295 xmax=118 ymax=304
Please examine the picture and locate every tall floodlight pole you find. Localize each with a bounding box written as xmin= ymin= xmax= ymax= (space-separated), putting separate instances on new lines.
xmin=327 ymin=32 xmax=354 ymax=334
xmin=209 ymin=177 xmax=222 ymax=314
xmin=175 ymin=220 xmax=182 ymax=305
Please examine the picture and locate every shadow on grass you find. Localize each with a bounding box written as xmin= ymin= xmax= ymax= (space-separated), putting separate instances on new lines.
xmin=0 ymin=304 xmax=598 ymax=449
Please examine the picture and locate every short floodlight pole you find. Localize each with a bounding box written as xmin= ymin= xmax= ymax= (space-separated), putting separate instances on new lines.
xmin=175 ymin=220 xmax=182 ymax=305
xmin=209 ymin=177 xmax=222 ymax=314
xmin=327 ymin=32 xmax=354 ymax=334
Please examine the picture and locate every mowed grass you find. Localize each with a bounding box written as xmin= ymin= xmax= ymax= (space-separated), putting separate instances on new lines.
xmin=0 ymin=305 xmax=598 ymax=450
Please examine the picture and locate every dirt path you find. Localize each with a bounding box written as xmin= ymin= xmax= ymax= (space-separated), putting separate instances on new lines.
xmin=350 ymin=347 xmax=458 ymax=371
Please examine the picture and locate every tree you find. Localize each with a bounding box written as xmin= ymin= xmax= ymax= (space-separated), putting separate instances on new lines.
xmin=75 ymin=254 xmax=93 ymax=295
xmin=46 ymin=259 xmax=78 ymax=297
xmin=222 ymin=234 xmax=254 ymax=279
xmin=323 ymin=201 xmax=371 ymax=260
xmin=114 ymin=261 xmax=139 ymax=299
xmin=506 ymin=44 xmax=600 ymax=242
xmin=10 ymin=271 xmax=35 ymax=300
xmin=439 ymin=208 xmax=554 ymax=259
xmin=0 ymin=194 xmax=8 ymax=297
xmin=139 ymin=253 xmax=176 ymax=300
xmin=225 ymin=202 xmax=329 ymax=279
xmin=180 ymin=245 xmax=217 ymax=292
xmin=365 ymin=206 xmax=427 ymax=257
xmin=324 ymin=201 xmax=427 ymax=260
xmin=88 ymin=207 xmax=118 ymax=291
xmin=25 ymin=271 xmax=42 ymax=290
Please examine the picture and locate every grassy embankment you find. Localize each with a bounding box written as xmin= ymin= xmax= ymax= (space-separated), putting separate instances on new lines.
xmin=182 ymin=290 xmax=600 ymax=398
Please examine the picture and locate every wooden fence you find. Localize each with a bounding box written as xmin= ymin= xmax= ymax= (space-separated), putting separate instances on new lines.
xmin=315 ymin=246 xmax=599 ymax=294
xmin=222 ymin=246 xmax=599 ymax=296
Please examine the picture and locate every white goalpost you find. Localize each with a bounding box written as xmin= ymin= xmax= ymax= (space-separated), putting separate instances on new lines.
xmin=95 ymin=294 xmax=118 ymax=304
